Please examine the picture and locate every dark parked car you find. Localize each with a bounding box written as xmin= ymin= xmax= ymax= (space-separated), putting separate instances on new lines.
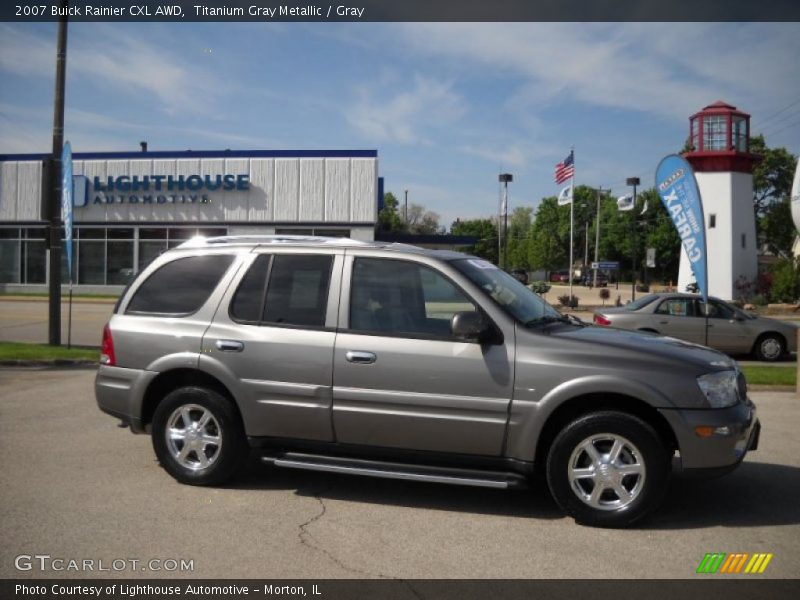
xmin=510 ymin=268 xmax=529 ymax=285
xmin=593 ymin=293 xmax=797 ymax=361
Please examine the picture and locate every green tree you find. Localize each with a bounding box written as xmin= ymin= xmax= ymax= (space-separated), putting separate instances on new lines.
xmin=751 ymin=134 xmax=797 ymax=215
xmin=506 ymin=206 xmax=533 ymax=270
xmin=760 ymin=198 xmax=795 ymax=259
xmin=406 ymin=203 xmax=441 ymax=234
xmin=749 ymin=135 xmax=798 ymax=257
xmin=529 ymin=186 xmax=596 ymax=274
xmin=451 ymin=218 xmax=498 ymax=264
xmin=377 ymin=192 xmax=406 ymax=233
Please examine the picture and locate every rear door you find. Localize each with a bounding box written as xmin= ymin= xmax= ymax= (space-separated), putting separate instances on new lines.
xmin=331 ymin=254 xmax=514 ymax=456
xmin=201 ymin=249 xmax=343 ymax=441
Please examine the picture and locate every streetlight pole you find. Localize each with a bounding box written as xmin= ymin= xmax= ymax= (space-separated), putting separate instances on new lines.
xmin=498 ymin=173 xmax=513 ymax=270
xmin=627 ymin=177 xmax=640 ymax=301
xmin=48 ymin=5 xmax=68 ymax=346
xmin=593 ymin=187 xmax=609 ymax=288
xmin=404 ymin=189 xmax=408 ymax=227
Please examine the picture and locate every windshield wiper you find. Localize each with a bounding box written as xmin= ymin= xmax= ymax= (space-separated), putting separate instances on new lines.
xmin=524 ymin=313 xmax=587 ymax=328
xmin=524 ymin=314 xmax=569 ymax=327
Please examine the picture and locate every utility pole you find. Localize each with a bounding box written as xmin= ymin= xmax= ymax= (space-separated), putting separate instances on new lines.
xmin=48 ymin=5 xmax=68 ymax=346
xmin=498 ymin=173 xmax=513 ymax=270
xmin=593 ymin=187 xmax=609 ymax=287
xmin=404 ymin=189 xmax=408 ymax=228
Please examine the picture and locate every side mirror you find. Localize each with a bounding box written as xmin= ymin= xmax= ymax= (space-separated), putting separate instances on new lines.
xmin=451 ymin=311 xmax=490 ymax=342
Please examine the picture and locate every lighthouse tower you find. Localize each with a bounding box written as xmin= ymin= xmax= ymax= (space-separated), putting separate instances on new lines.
xmin=678 ymin=101 xmax=759 ymax=301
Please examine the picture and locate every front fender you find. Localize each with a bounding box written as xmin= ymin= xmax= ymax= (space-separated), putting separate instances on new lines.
xmin=505 ymin=374 xmax=676 ymax=463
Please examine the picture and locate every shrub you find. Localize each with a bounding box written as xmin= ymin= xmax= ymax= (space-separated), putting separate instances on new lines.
xmin=530 ymin=281 xmax=551 ymax=295
xmin=615 ymin=295 xmax=622 ymax=307
xmin=599 ymin=288 xmax=610 ymax=305
xmin=558 ymin=294 xmax=578 ymax=308
xmin=750 ymin=294 xmax=768 ymax=307
xmin=770 ymin=258 xmax=800 ymax=303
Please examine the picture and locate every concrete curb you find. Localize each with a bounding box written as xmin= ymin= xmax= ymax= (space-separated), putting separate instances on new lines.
xmin=0 ymin=360 xmax=97 ymax=367
xmin=0 ymin=296 xmax=116 ymax=305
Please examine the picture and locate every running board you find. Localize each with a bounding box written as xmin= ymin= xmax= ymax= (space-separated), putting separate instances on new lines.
xmin=261 ymin=452 xmax=527 ymax=489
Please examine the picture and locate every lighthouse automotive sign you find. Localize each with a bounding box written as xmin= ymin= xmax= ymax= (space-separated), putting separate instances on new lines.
xmin=656 ymin=154 xmax=709 ymax=304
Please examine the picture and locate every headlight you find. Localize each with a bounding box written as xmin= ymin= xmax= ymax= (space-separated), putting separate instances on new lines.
xmin=696 ymin=370 xmax=740 ymax=408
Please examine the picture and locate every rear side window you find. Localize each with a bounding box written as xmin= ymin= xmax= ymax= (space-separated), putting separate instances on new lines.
xmin=230 ymin=254 xmax=333 ymax=328
xmin=126 ymin=254 xmax=234 ymax=316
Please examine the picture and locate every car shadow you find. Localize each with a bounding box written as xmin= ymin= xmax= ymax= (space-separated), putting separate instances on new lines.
xmin=228 ymin=456 xmax=800 ymax=528
xmin=645 ymin=461 xmax=800 ymax=529
xmin=229 ymin=454 xmax=563 ymax=520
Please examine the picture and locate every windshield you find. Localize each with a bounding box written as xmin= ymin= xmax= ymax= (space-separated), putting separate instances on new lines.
xmin=625 ymin=294 xmax=659 ymax=311
xmin=451 ymin=258 xmax=561 ymax=324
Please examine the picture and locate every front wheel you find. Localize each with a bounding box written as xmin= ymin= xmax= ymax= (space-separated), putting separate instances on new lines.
xmin=152 ymin=386 xmax=248 ymax=486
xmin=546 ymin=411 xmax=670 ymax=527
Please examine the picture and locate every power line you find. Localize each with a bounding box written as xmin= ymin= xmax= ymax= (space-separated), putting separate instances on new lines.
xmin=752 ymin=96 xmax=800 ymax=129
xmin=760 ymin=116 xmax=800 ymax=139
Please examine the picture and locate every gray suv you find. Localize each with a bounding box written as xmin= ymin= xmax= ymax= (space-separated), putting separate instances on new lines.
xmin=96 ymin=236 xmax=760 ymax=527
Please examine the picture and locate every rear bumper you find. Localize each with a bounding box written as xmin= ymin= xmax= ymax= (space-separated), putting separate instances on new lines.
xmin=95 ymin=365 xmax=157 ymax=433
xmin=659 ymin=399 xmax=759 ymax=473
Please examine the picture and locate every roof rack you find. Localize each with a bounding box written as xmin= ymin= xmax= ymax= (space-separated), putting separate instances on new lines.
xmin=176 ymin=234 xmax=375 ymax=249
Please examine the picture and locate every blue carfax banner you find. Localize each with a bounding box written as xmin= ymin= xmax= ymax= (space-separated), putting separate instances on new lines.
xmin=655 ymin=154 xmax=708 ymax=303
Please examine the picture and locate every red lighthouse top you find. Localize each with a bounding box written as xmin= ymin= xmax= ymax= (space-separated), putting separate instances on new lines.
xmin=683 ymin=101 xmax=759 ymax=173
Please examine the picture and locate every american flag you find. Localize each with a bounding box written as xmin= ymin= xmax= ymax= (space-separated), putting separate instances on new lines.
xmin=554 ymin=151 xmax=575 ymax=184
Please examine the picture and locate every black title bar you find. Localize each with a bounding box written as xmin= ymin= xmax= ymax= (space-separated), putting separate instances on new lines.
xmin=3 ymin=0 xmax=800 ymax=22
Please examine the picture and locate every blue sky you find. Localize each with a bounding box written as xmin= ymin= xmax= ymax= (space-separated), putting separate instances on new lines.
xmin=1 ymin=22 xmax=799 ymax=226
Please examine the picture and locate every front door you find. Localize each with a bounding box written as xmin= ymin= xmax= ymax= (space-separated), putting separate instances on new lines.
xmin=697 ymin=299 xmax=752 ymax=354
xmin=332 ymin=256 xmax=513 ymax=456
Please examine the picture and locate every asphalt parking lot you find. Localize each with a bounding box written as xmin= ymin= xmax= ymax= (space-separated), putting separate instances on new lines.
xmin=1 ymin=367 xmax=799 ymax=580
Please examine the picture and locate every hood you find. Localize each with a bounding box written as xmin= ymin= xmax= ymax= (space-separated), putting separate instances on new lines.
xmin=529 ymin=322 xmax=736 ymax=373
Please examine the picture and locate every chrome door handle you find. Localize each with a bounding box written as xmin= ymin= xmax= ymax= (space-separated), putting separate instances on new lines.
xmin=659 ymin=320 xmax=669 ymax=325
xmin=346 ymin=351 xmax=377 ymax=364
xmin=215 ymin=339 xmax=244 ymax=352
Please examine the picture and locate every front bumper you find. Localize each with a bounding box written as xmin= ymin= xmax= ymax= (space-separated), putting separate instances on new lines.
xmin=659 ymin=398 xmax=759 ymax=474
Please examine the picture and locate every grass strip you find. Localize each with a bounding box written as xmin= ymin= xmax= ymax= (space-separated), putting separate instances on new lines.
xmin=0 ymin=341 xmax=98 ymax=362
xmin=740 ymin=365 xmax=796 ymax=387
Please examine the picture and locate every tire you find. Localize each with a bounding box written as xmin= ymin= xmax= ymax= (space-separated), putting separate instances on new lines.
xmin=753 ymin=333 xmax=785 ymax=362
xmin=151 ymin=386 xmax=248 ymax=486
xmin=546 ymin=411 xmax=670 ymax=528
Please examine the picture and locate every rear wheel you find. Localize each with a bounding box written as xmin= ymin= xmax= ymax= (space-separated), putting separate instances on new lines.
xmin=546 ymin=411 xmax=670 ymax=527
xmin=152 ymin=386 xmax=248 ymax=485
xmin=753 ymin=333 xmax=785 ymax=362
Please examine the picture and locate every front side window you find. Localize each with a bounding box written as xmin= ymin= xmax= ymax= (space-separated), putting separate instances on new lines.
xmin=350 ymin=258 xmax=476 ymax=337
xmin=697 ymin=299 xmax=735 ymax=320
xmin=230 ymin=254 xmax=332 ymax=328
xmin=126 ymin=254 xmax=234 ymax=315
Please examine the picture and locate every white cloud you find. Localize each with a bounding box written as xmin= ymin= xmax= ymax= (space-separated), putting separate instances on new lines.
xmin=0 ymin=24 xmax=224 ymax=116
xmin=392 ymin=23 xmax=800 ymax=123
xmin=347 ymin=74 xmax=466 ymax=144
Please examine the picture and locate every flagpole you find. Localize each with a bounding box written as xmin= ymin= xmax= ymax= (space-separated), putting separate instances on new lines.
xmin=569 ymin=148 xmax=575 ymax=305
